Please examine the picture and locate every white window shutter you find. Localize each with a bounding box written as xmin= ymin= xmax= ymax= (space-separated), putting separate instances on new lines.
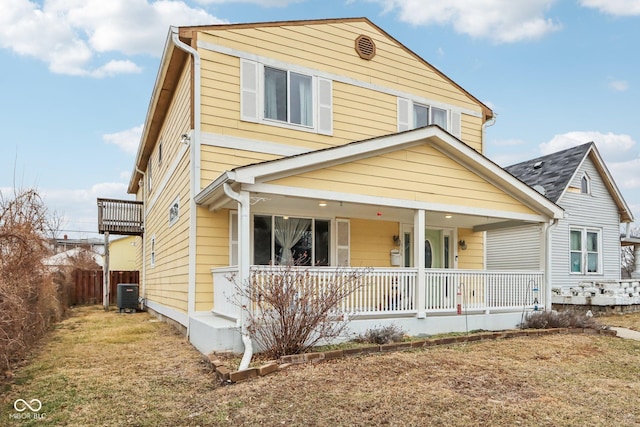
xmin=450 ymin=111 xmax=461 ymax=138
xmin=317 ymin=77 xmax=333 ymax=135
xmin=240 ymin=59 xmax=259 ymax=122
xmin=397 ymin=98 xmax=410 ymax=132
xmin=336 ymin=219 xmax=350 ymax=266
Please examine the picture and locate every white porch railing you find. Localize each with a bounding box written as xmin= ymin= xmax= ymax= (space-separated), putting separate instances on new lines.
xmin=211 ymin=267 xmax=544 ymax=319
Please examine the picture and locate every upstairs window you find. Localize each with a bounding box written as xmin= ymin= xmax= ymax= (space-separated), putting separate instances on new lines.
xmin=581 ymin=173 xmax=591 ymax=194
xmin=241 ymin=59 xmax=333 ymax=135
xmin=264 ymin=67 xmax=313 ymax=126
xmin=398 ymin=98 xmax=460 ymax=137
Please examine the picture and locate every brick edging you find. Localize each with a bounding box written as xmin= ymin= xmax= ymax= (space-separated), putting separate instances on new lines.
xmin=205 ymin=328 xmax=617 ymax=383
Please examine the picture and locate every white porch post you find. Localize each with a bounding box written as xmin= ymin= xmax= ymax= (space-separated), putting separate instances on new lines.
xmin=633 ymin=245 xmax=640 ymax=279
xmin=237 ymin=190 xmax=251 ymax=327
xmin=415 ymin=210 xmax=426 ymax=318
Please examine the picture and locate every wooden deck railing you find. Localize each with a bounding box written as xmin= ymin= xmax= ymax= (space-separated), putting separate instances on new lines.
xmin=97 ymin=198 xmax=144 ymax=235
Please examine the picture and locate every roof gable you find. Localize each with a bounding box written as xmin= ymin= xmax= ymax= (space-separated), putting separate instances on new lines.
xmin=506 ymin=142 xmax=592 ymax=203
xmin=196 ymin=126 xmax=563 ymax=221
xmin=506 ymin=142 xmax=634 ymax=223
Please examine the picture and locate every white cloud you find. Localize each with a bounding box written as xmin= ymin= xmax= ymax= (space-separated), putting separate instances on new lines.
xmin=0 ymin=0 xmax=224 ymax=77
xmin=196 ymin=0 xmax=302 ymax=5
xmin=608 ymin=79 xmax=629 ymax=92
xmin=579 ymin=0 xmax=640 ymax=16
xmin=43 ymin=182 xmax=133 ymax=237
xmin=103 ymin=125 xmax=144 ymax=155
xmin=540 ymin=131 xmax=636 ymax=163
xmin=366 ymin=0 xmax=562 ymax=43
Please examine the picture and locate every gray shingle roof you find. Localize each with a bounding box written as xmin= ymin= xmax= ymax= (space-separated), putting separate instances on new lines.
xmin=505 ymin=142 xmax=593 ymax=203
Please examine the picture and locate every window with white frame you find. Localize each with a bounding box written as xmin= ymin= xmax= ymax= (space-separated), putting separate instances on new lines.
xmin=398 ymin=98 xmax=461 ymax=137
xmin=570 ymin=227 xmax=601 ymax=274
xmin=150 ymin=235 xmax=156 ymax=267
xmin=580 ymin=173 xmax=591 ymax=194
xmin=147 ymin=159 xmax=153 ymax=192
xmin=253 ymin=215 xmax=330 ymax=266
xmin=241 ymin=59 xmax=333 ymax=135
xmin=168 ymin=197 xmax=179 ymax=226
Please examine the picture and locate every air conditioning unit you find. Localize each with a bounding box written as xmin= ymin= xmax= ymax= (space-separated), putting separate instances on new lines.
xmin=117 ymin=283 xmax=139 ymax=313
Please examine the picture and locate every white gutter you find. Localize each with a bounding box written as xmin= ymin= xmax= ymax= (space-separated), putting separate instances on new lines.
xmin=223 ymin=183 xmax=253 ymax=371
xmin=544 ymin=219 xmax=559 ymax=311
xmin=171 ymin=26 xmax=201 ymax=329
xmin=135 ymin=167 xmax=147 ymax=306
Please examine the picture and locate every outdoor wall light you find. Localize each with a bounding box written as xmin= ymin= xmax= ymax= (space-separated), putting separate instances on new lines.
xmin=393 ymin=235 xmax=401 ymax=246
xmin=180 ymin=133 xmax=190 ymax=144
xmin=458 ymin=240 xmax=467 ymax=250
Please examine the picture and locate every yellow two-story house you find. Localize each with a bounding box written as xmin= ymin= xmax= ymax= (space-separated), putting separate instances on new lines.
xmin=126 ymin=18 xmax=563 ymax=355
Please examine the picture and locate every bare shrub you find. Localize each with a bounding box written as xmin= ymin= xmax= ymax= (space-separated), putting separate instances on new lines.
xmin=520 ymin=310 xmax=601 ymax=330
xmin=233 ymin=266 xmax=369 ymax=359
xmin=0 ymin=188 xmax=61 ymax=371
xmin=354 ymin=324 xmax=406 ymax=345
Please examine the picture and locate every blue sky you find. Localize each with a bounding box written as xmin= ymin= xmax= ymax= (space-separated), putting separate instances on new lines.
xmin=1 ymin=0 xmax=639 ymax=238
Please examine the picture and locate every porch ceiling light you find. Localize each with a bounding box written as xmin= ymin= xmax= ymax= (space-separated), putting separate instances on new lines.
xmin=318 ymin=201 xmax=327 ymax=207
xmin=445 ymin=214 xmax=453 ymax=219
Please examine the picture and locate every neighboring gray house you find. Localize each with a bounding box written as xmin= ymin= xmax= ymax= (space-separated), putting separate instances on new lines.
xmin=487 ymin=142 xmax=634 ymax=299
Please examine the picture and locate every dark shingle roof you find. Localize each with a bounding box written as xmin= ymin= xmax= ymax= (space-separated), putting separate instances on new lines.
xmin=505 ymin=142 xmax=593 ymax=203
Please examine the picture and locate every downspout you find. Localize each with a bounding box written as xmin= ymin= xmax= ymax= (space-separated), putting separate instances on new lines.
xmin=544 ymin=219 xmax=559 ymax=311
xmin=223 ymin=183 xmax=253 ymax=371
xmin=135 ymin=167 xmax=147 ymax=308
xmin=171 ymin=26 xmax=201 ymax=329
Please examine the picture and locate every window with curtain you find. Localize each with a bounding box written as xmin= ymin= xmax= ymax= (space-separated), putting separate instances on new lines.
xmin=264 ymin=67 xmax=312 ymax=127
xmin=253 ymin=215 xmax=330 ymax=266
xmin=570 ymin=227 xmax=601 ymax=274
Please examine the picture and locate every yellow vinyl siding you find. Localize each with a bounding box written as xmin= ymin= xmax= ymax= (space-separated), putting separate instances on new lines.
xmin=197 ymin=20 xmax=484 ymax=155
xmin=109 ymin=236 xmax=137 ymax=271
xmin=456 ymin=228 xmax=484 ymax=270
xmin=200 ymin=145 xmax=280 ymax=184
xmin=269 ymin=144 xmax=538 ymax=216
xmin=350 ymin=219 xmax=398 ymax=267
xmin=143 ymin=62 xmax=192 ymax=315
xmin=195 ymin=208 xmax=230 ymax=311
xmin=199 ymin=22 xmax=479 ymax=111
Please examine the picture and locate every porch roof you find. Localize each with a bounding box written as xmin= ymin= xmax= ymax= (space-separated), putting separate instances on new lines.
xmin=195 ymin=126 xmax=564 ymax=230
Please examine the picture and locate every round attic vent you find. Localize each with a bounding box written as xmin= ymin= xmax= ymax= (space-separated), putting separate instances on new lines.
xmin=355 ymin=35 xmax=376 ymax=60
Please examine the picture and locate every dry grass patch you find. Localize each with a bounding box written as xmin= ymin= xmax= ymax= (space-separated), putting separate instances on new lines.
xmin=1 ymin=306 xmax=640 ymax=426
xmin=598 ymin=311 xmax=640 ymax=331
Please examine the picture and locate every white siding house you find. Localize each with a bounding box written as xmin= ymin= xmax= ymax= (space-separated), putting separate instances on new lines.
xmin=487 ymin=142 xmax=634 ymax=295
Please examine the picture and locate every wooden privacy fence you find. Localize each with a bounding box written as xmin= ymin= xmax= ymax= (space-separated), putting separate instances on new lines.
xmin=71 ymin=270 xmax=139 ymax=305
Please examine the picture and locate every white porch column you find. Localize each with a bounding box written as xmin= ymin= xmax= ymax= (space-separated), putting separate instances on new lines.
xmin=415 ymin=210 xmax=426 ymax=318
xmin=237 ymin=190 xmax=251 ymax=327
xmin=633 ymin=245 xmax=640 ymax=279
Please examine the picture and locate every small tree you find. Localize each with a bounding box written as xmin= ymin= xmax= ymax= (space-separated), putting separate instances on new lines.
xmin=232 ymin=265 xmax=369 ymax=359
xmin=0 ymin=188 xmax=60 ymax=371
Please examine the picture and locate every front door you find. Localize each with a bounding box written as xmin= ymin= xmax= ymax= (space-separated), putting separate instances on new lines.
xmin=425 ymin=229 xmax=452 ymax=268
xmin=425 ymin=228 xmax=454 ymax=310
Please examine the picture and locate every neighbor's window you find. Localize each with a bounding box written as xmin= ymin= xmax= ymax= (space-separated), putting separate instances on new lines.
xmin=253 ymin=215 xmax=330 ymax=266
xmin=570 ymin=228 xmax=601 ymax=274
xmin=581 ymin=174 xmax=591 ymax=194
xmin=264 ymin=67 xmax=313 ymax=127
